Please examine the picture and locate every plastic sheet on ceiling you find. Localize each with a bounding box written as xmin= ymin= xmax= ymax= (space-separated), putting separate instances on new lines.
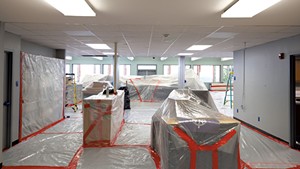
xmin=115 ymin=123 xmax=151 ymax=145
xmin=76 ymin=147 xmax=156 ymax=169
xmin=3 ymin=133 xmax=82 ymax=167
xmin=21 ymin=52 xmax=64 ymax=138
xmin=240 ymin=125 xmax=300 ymax=168
xmin=43 ymin=118 xmax=83 ymax=133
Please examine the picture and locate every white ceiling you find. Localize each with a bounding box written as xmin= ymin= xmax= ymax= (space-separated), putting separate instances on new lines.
xmin=1 ymin=0 xmax=300 ymax=58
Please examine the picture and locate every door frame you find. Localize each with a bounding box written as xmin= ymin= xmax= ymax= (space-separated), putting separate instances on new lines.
xmin=290 ymin=54 xmax=300 ymax=149
xmin=3 ymin=51 xmax=13 ymax=150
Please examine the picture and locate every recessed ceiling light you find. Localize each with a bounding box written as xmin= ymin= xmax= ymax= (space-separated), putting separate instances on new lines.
xmin=191 ymin=57 xmax=202 ymax=61
xmin=221 ymin=0 xmax=281 ymax=18
xmin=45 ymin=0 xmax=96 ymax=16
xmin=65 ymin=56 xmax=72 ymax=60
xmin=177 ymin=53 xmax=194 ymax=56
xmin=93 ymin=57 xmax=103 ymax=60
xmin=186 ymin=45 xmax=212 ymax=51
xmin=127 ymin=57 xmax=134 ymax=61
xmin=86 ymin=44 xmax=111 ymax=50
xmin=160 ymin=57 xmax=168 ymax=61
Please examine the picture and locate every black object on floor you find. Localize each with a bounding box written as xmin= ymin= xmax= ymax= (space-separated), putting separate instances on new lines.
xmin=119 ymin=86 xmax=131 ymax=109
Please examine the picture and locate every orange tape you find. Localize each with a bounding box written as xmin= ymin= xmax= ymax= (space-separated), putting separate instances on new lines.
xmin=3 ymin=166 xmax=66 ymax=169
xmin=129 ymin=79 xmax=143 ymax=102
xmin=111 ymin=120 xmax=125 ymax=145
xmin=173 ymin=127 xmax=237 ymax=169
xmin=21 ymin=118 xmax=65 ymax=142
xmin=147 ymin=147 xmax=161 ymax=169
xmin=19 ymin=52 xmax=24 ymax=141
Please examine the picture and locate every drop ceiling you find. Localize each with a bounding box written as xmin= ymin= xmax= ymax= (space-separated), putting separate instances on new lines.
xmin=1 ymin=0 xmax=300 ymax=58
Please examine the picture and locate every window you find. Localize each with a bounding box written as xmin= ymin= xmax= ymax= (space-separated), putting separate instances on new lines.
xmin=222 ymin=65 xmax=234 ymax=83
xmin=163 ymin=65 xmax=193 ymax=75
xmin=65 ymin=64 xmax=71 ymax=74
xmin=137 ymin=65 xmax=157 ymax=76
xmin=103 ymin=64 xmax=113 ymax=76
xmin=193 ymin=65 xmax=221 ymax=82
xmin=119 ymin=64 xmax=131 ymax=76
xmin=72 ymin=64 xmax=101 ymax=83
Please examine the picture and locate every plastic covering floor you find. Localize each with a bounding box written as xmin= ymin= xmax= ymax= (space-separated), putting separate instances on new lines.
xmin=3 ymin=93 xmax=300 ymax=169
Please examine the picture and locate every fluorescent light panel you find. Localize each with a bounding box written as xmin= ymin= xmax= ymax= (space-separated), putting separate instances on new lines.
xmin=187 ymin=45 xmax=212 ymax=51
xmin=222 ymin=0 xmax=281 ymax=18
xmin=177 ymin=53 xmax=193 ymax=56
xmin=86 ymin=44 xmax=111 ymax=50
xmin=221 ymin=57 xmax=233 ymax=61
xmin=103 ymin=52 xmax=117 ymax=55
xmin=191 ymin=57 xmax=202 ymax=61
xmin=45 ymin=0 xmax=96 ymax=16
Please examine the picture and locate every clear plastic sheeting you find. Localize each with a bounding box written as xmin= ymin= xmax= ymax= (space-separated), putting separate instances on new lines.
xmin=82 ymin=81 xmax=113 ymax=98
xmin=124 ymin=102 xmax=162 ymax=124
xmin=151 ymin=89 xmax=240 ymax=169
xmin=80 ymin=74 xmax=113 ymax=87
xmin=115 ymin=123 xmax=151 ymax=145
xmin=21 ymin=52 xmax=64 ymax=138
xmin=119 ymin=69 xmax=207 ymax=102
xmin=76 ymin=147 xmax=156 ymax=169
xmin=3 ymin=133 xmax=82 ymax=167
xmin=240 ymin=125 xmax=300 ymax=168
xmin=209 ymin=91 xmax=233 ymax=117
xmin=83 ymin=91 xmax=124 ymax=147
xmin=43 ymin=118 xmax=83 ymax=133
xmin=66 ymin=84 xmax=83 ymax=105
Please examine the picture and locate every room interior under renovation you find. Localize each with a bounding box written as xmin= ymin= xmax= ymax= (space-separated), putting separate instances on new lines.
xmin=1 ymin=0 xmax=300 ymax=169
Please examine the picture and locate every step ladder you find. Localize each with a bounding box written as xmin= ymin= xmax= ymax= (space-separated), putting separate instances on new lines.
xmin=223 ymin=71 xmax=234 ymax=108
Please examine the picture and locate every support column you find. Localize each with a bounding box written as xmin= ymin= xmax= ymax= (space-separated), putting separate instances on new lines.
xmin=0 ymin=21 xmax=5 ymax=165
xmin=113 ymin=42 xmax=119 ymax=93
xmin=178 ymin=56 xmax=186 ymax=89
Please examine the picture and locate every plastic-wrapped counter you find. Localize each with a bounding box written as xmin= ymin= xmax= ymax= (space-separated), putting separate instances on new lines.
xmin=83 ymin=90 xmax=124 ymax=147
xmin=151 ymin=90 xmax=240 ymax=169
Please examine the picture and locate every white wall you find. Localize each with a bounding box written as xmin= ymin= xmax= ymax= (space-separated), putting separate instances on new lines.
xmin=21 ymin=40 xmax=56 ymax=58
xmin=4 ymin=32 xmax=21 ymax=144
xmin=234 ymin=34 xmax=300 ymax=143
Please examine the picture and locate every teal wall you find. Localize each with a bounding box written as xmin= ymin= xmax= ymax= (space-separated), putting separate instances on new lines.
xmin=66 ymin=56 xmax=233 ymax=76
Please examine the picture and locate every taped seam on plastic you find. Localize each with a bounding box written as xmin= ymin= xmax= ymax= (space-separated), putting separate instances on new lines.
xmin=111 ymin=119 xmax=125 ymax=145
xmin=67 ymin=146 xmax=83 ymax=169
xmin=150 ymin=80 xmax=161 ymax=102
xmin=21 ymin=118 xmax=65 ymax=142
xmin=173 ymin=127 xmax=237 ymax=169
xmin=19 ymin=52 xmax=24 ymax=141
xmin=246 ymin=162 xmax=300 ymax=169
xmin=3 ymin=166 xmax=66 ymax=169
xmin=83 ymin=112 xmax=104 ymax=145
xmin=147 ymin=146 xmax=161 ymax=169
xmin=240 ymin=160 xmax=253 ymax=169
xmin=129 ymin=79 xmax=143 ymax=102
xmin=126 ymin=122 xmax=152 ymax=125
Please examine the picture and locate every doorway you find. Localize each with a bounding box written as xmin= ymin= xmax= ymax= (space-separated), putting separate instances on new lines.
xmin=3 ymin=51 xmax=13 ymax=150
xmin=290 ymin=54 xmax=300 ymax=150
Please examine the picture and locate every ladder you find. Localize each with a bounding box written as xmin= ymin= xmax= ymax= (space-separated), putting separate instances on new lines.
xmin=223 ymin=71 xmax=234 ymax=108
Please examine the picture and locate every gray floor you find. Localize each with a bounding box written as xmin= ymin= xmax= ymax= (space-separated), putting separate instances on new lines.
xmin=3 ymin=92 xmax=300 ymax=169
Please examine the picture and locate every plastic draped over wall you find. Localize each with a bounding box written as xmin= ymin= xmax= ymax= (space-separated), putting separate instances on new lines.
xmin=21 ymin=52 xmax=64 ymax=138
xmin=151 ymin=89 xmax=240 ymax=169
xmin=83 ymin=90 xmax=124 ymax=147
xmin=119 ymin=69 xmax=207 ymax=102
xmin=80 ymin=74 xmax=113 ymax=88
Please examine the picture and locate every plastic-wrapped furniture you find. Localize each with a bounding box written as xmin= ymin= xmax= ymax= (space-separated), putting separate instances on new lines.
xmin=151 ymin=89 xmax=240 ymax=169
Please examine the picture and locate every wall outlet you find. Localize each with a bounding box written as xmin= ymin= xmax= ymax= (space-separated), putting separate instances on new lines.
xmin=237 ymin=109 xmax=239 ymax=113
xmin=258 ymin=116 xmax=260 ymax=122
xmin=234 ymin=76 xmax=236 ymax=80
